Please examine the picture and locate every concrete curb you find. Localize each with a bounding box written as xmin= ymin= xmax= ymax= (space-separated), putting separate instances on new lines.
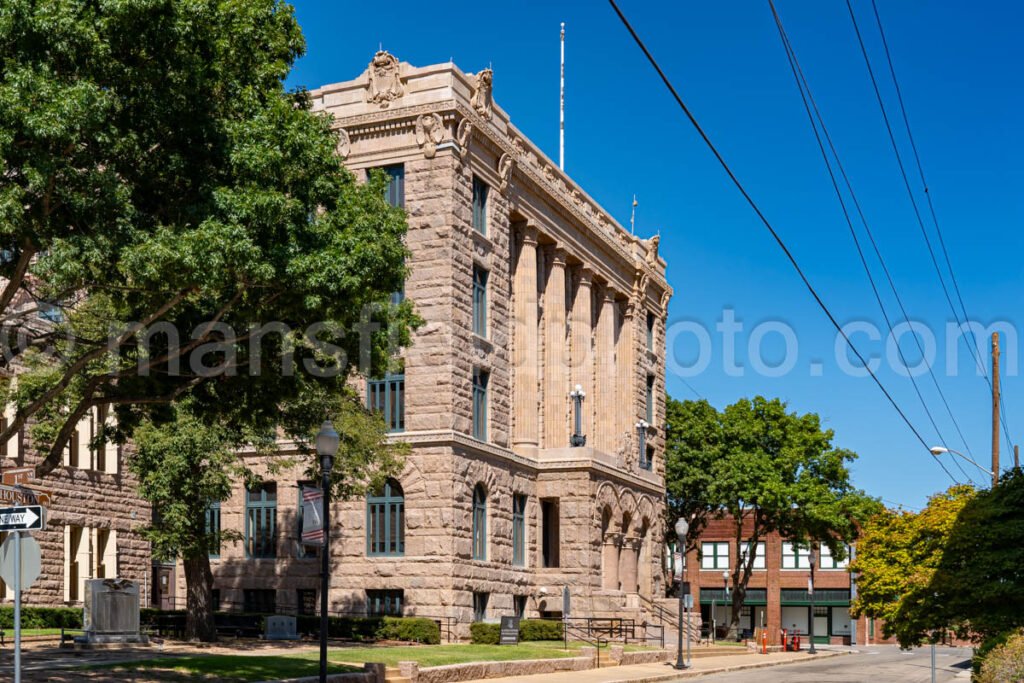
xmin=577 ymin=650 xmax=848 ymax=682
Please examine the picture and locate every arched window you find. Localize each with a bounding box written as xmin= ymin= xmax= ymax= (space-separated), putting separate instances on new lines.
xmin=472 ymin=484 xmax=487 ymax=561
xmin=367 ymin=479 xmax=405 ymax=556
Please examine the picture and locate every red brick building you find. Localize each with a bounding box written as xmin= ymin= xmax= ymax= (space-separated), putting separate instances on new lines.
xmin=679 ymin=516 xmax=888 ymax=646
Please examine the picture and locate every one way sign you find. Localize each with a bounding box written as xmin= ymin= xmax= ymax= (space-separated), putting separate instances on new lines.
xmin=0 ymin=506 xmax=43 ymax=532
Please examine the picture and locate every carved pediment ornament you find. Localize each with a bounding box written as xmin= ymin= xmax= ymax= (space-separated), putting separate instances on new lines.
xmin=498 ymin=153 xmax=514 ymax=194
xmin=456 ymin=118 xmax=473 ymax=158
xmin=415 ymin=113 xmax=444 ymax=158
xmin=336 ymin=127 xmax=351 ymax=159
xmin=471 ymin=68 xmax=493 ymax=119
xmin=365 ymin=50 xmax=404 ymax=108
xmin=660 ymin=289 xmax=671 ymax=315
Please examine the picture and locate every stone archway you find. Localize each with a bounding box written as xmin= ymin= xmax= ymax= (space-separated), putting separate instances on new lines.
xmin=596 ymin=483 xmax=621 ymax=591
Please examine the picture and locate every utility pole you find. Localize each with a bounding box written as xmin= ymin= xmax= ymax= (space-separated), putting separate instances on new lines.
xmin=992 ymin=333 xmax=1000 ymax=487
xmin=1015 ymin=444 xmax=1020 ymax=471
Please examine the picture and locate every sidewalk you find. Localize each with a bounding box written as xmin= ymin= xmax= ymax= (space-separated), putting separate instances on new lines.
xmin=471 ymin=650 xmax=845 ymax=683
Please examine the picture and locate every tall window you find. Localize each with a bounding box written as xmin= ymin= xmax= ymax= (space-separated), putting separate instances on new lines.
xmin=473 ymin=591 xmax=489 ymax=621
xmin=514 ymin=595 xmax=527 ymax=619
xmin=512 ymin=494 xmax=526 ymax=567
xmin=781 ymin=542 xmax=812 ymax=569
xmin=819 ymin=544 xmax=849 ymax=569
xmin=367 ymin=374 xmax=405 ymax=432
xmin=700 ymin=542 xmax=729 ymax=569
xmin=472 ymin=265 xmax=488 ymax=337
xmin=367 ymin=479 xmax=405 ymax=556
xmin=297 ymin=589 xmax=317 ymax=615
xmin=646 ymin=375 xmax=655 ymax=423
xmin=367 ymin=589 xmax=404 ymax=616
xmin=472 ymin=484 xmax=487 ymax=561
xmin=472 ymin=176 xmax=488 ymax=235
xmin=472 ymin=369 xmax=489 ymax=441
xmin=205 ymin=502 xmax=221 ymax=559
xmin=646 ymin=311 xmax=656 ymax=352
xmin=740 ymin=541 xmax=766 ymax=570
xmin=246 ymin=483 xmax=277 ymax=558
xmin=382 ymin=164 xmax=405 ymax=208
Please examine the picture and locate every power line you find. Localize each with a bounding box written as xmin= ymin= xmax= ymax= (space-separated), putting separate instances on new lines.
xmin=606 ymin=0 xmax=959 ymax=484
xmin=870 ymin=0 xmax=1016 ymax=461
xmin=848 ymin=0 xmax=1015 ymax=462
xmin=768 ymin=0 xmax=976 ymax=485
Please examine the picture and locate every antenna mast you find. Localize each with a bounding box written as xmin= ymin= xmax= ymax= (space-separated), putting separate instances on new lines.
xmin=630 ymin=195 xmax=638 ymax=234
xmin=560 ymin=22 xmax=565 ymax=171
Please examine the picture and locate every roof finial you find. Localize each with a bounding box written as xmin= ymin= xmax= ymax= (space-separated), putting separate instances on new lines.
xmin=630 ymin=195 xmax=638 ymax=235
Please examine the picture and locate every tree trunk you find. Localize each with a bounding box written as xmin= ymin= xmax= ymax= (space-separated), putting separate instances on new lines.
xmin=183 ymin=554 xmax=217 ymax=642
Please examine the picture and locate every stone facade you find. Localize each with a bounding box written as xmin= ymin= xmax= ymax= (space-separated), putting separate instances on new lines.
xmin=159 ymin=53 xmax=673 ymax=637
xmin=0 ymin=411 xmax=152 ymax=610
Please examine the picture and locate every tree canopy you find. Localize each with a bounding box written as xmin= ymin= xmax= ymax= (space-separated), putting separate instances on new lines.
xmin=853 ymin=470 xmax=1024 ymax=646
xmin=664 ymin=395 xmax=880 ymax=632
xmin=0 ymin=0 xmax=416 ymax=474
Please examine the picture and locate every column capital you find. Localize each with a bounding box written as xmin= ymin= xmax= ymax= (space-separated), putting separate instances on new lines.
xmin=550 ymin=247 xmax=568 ymax=267
xmin=601 ymin=285 xmax=617 ymax=303
xmin=604 ymin=531 xmax=624 ymax=545
xmin=520 ymin=224 xmax=539 ymax=246
xmin=578 ymin=266 xmax=594 ymax=287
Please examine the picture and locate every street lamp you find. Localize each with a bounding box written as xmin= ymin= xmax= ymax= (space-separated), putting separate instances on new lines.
xmin=570 ymin=385 xmax=586 ymax=447
xmin=636 ymin=420 xmax=649 ymax=469
xmin=929 ymin=446 xmax=995 ymax=477
xmin=673 ymin=518 xmax=689 ymax=670
xmin=316 ymin=420 xmax=339 ymax=683
xmin=808 ymin=546 xmax=817 ymax=655
xmin=722 ymin=570 xmax=730 ymax=641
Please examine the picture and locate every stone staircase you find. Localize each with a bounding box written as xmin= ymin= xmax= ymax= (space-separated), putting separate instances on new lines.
xmin=640 ymin=595 xmax=703 ymax=648
xmin=384 ymin=666 xmax=412 ymax=683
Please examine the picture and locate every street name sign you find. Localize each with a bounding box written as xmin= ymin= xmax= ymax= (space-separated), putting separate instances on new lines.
xmin=0 ymin=506 xmax=43 ymax=532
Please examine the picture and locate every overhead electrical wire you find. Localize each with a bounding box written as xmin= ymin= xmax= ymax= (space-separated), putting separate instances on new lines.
xmin=848 ymin=0 xmax=1015 ymax=463
xmin=768 ymin=0 xmax=975 ymax=485
xmin=606 ymin=0 xmax=959 ymax=484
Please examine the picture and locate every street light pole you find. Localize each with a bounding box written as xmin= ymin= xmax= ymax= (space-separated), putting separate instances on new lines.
xmin=673 ymin=518 xmax=689 ymax=670
xmin=722 ymin=570 xmax=730 ymax=641
xmin=808 ymin=547 xmax=817 ymax=655
xmin=317 ymin=421 xmax=340 ymax=683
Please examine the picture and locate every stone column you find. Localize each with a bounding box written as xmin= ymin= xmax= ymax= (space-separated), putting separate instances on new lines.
xmin=618 ymin=536 xmax=639 ymax=593
xmin=570 ymin=268 xmax=594 ymax=442
xmin=616 ymin=299 xmax=635 ymax=458
xmin=513 ymin=226 xmax=540 ymax=448
xmin=544 ymin=248 xmax=570 ymax=448
xmin=602 ymin=532 xmax=622 ymax=590
xmin=594 ymin=286 xmax=617 ymax=452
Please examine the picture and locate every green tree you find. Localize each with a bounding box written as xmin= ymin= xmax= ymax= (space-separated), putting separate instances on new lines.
xmin=0 ymin=0 xmax=415 ymax=473
xmin=665 ymin=396 xmax=879 ymax=635
xmin=850 ymin=485 xmax=974 ymax=646
xmin=664 ymin=397 xmax=720 ymax=582
xmin=132 ymin=393 xmax=407 ymax=641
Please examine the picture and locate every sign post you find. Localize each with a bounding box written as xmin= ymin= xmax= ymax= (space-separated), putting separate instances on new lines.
xmin=499 ymin=616 xmax=520 ymax=645
xmin=562 ymin=587 xmax=571 ymax=651
xmin=0 ymin=506 xmax=46 ymax=683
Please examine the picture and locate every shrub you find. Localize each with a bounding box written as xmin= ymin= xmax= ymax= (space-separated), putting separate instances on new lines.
xmin=974 ymin=631 xmax=1016 ymax=677
xmin=977 ymin=630 xmax=1024 ymax=683
xmin=0 ymin=606 xmax=83 ymax=630
xmin=519 ymin=619 xmax=562 ymax=641
xmin=470 ymin=622 xmax=500 ymax=644
xmin=378 ymin=617 xmax=440 ymax=644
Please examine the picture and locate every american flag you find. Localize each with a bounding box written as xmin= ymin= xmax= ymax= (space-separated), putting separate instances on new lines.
xmin=301 ymin=484 xmax=325 ymax=546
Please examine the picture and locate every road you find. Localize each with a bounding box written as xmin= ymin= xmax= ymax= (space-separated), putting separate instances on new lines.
xmin=680 ymin=645 xmax=974 ymax=683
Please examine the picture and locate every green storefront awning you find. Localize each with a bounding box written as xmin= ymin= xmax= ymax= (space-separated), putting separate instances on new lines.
xmin=780 ymin=589 xmax=851 ymax=606
xmin=699 ymin=588 xmax=767 ymax=606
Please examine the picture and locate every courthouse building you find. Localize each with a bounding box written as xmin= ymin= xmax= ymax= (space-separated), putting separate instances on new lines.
xmin=152 ymin=52 xmax=673 ymax=634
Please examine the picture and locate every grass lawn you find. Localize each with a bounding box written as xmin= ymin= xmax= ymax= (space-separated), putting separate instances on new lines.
xmin=83 ymin=640 xmax=656 ymax=680
xmin=90 ymin=654 xmax=360 ymax=681
xmin=0 ymin=627 xmax=65 ymax=637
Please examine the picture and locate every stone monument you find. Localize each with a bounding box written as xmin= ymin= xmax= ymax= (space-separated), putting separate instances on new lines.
xmin=83 ymin=578 xmax=148 ymax=644
xmin=264 ymin=615 xmax=299 ymax=641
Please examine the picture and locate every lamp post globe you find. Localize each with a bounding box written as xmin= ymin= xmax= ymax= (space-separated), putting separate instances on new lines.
xmin=316 ymin=420 xmax=339 ymax=683
xmin=674 ymin=518 xmax=688 ymax=544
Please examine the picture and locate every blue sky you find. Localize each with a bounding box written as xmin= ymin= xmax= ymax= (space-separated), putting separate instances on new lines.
xmin=286 ymin=1 xmax=1023 ymax=509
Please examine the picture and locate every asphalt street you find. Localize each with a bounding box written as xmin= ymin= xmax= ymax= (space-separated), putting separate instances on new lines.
xmin=675 ymin=646 xmax=974 ymax=683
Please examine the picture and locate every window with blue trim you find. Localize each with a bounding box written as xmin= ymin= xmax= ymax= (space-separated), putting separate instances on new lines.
xmin=472 ymin=176 xmax=488 ymax=235
xmin=512 ymin=494 xmax=526 ymax=567
xmin=205 ymin=502 xmax=221 ymax=558
xmin=472 ymin=265 xmax=488 ymax=338
xmin=382 ymin=164 xmax=405 ymax=208
xmin=245 ymin=483 xmax=277 ymax=559
xmin=367 ymin=479 xmax=405 ymax=556
xmin=367 ymin=589 xmax=403 ymax=616
xmin=472 ymin=484 xmax=487 ymax=561
xmin=368 ymin=374 xmax=405 ymax=432
xmin=472 ymin=369 xmax=489 ymax=441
